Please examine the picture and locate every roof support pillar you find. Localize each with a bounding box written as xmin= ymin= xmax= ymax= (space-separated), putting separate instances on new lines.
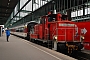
xmin=67 ymin=9 xmax=71 ymax=21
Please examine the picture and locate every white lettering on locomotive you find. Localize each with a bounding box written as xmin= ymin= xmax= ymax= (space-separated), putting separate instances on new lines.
xmin=59 ymin=24 xmax=75 ymax=27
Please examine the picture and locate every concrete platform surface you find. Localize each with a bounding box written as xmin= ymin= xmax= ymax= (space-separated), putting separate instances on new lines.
xmin=0 ymin=34 xmax=76 ymax=60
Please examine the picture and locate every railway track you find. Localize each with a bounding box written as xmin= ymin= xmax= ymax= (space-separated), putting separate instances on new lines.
xmin=69 ymin=51 xmax=90 ymax=60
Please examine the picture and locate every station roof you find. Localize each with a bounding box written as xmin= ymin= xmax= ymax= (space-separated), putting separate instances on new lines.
xmin=0 ymin=0 xmax=89 ymax=26
xmin=0 ymin=0 xmax=19 ymax=25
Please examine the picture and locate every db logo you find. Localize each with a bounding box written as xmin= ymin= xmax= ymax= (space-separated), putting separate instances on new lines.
xmin=81 ymin=28 xmax=87 ymax=34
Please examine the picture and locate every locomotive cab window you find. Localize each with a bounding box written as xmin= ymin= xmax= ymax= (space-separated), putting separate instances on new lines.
xmin=61 ymin=15 xmax=68 ymax=20
xmin=48 ymin=14 xmax=56 ymax=22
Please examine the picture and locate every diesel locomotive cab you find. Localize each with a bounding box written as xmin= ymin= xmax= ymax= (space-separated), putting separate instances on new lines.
xmin=47 ymin=12 xmax=83 ymax=53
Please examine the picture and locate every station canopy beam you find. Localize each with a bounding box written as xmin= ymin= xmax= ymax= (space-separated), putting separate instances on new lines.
xmin=21 ymin=10 xmax=32 ymax=13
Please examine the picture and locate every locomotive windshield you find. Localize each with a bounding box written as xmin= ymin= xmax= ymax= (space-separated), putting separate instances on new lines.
xmin=61 ymin=15 xmax=68 ymax=20
xmin=48 ymin=13 xmax=68 ymax=22
xmin=48 ymin=14 xmax=56 ymax=22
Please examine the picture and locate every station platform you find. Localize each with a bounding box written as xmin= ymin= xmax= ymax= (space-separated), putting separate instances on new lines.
xmin=0 ymin=34 xmax=76 ymax=60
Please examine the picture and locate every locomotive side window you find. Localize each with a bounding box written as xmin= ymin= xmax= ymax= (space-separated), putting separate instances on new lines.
xmin=40 ymin=18 xmax=45 ymax=24
xmin=30 ymin=26 xmax=34 ymax=34
xmin=61 ymin=15 xmax=67 ymax=20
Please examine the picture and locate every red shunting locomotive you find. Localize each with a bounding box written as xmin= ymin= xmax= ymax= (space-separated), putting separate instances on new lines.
xmin=28 ymin=12 xmax=83 ymax=53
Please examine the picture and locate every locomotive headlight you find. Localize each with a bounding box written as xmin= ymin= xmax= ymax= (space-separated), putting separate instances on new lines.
xmin=81 ymin=36 xmax=85 ymax=40
xmin=53 ymin=35 xmax=57 ymax=40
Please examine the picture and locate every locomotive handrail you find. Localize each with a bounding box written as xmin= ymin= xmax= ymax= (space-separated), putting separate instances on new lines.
xmin=52 ymin=28 xmax=57 ymax=37
xmin=45 ymin=28 xmax=49 ymax=40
